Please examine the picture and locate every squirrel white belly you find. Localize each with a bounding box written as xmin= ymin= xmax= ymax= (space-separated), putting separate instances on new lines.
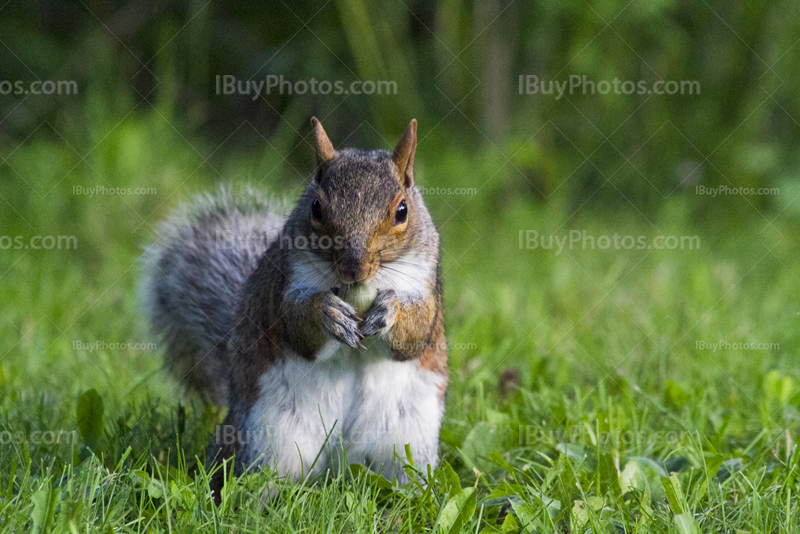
xmin=144 ymin=118 xmax=447 ymax=499
xmin=243 ymin=342 xmax=445 ymax=484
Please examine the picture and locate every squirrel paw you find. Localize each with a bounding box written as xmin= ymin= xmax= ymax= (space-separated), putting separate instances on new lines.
xmin=321 ymin=291 xmax=363 ymax=348
xmin=362 ymin=289 xmax=399 ymax=337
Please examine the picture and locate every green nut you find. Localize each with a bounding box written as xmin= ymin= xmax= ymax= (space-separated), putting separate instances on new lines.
xmin=343 ymin=282 xmax=378 ymax=316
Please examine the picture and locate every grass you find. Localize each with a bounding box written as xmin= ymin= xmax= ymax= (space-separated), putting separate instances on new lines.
xmin=1 ymin=108 xmax=800 ymax=533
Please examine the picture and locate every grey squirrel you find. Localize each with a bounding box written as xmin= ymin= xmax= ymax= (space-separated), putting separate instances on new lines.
xmin=144 ymin=118 xmax=447 ymax=497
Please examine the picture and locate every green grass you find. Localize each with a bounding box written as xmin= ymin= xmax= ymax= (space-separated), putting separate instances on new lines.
xmin=2 ymin=109 xmax=800 ymax=533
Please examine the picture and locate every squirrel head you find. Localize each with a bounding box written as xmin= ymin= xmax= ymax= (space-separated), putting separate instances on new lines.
xmin=291 ymin=118 xmax=427 ymax=285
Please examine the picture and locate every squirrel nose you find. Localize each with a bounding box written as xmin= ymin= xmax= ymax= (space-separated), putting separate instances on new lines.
xmin=338 ymin=237 xmax=372 ymax=283
xmin=339 ymin=265 xmax=371 ymax=284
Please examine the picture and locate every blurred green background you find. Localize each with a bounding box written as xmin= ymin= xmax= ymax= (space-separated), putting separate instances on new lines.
xmin=2 ymin=0 xmax=799 ymax=213
xmin=2 ymin=2 xmax=800 ymax=530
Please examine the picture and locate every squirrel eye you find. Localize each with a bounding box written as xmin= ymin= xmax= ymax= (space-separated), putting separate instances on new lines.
xmin=311 ymin=199 xmax=322 ymax=221
xmin=395 ymin=199 xmax=407 ymax=224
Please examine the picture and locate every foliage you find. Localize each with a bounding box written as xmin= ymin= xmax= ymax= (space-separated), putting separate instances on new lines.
xmin=1 ymin=1 xmax=799 ymax=210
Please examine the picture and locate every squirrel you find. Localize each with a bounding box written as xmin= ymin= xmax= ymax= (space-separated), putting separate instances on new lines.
xmin=144 ymin=118 xmax=447 ymax=497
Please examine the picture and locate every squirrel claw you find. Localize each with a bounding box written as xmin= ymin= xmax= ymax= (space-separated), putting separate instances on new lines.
xmin=321 ymin=291 xmax=363 ymax=347
xmin=362 ymin=289 xmax=399 ymax=337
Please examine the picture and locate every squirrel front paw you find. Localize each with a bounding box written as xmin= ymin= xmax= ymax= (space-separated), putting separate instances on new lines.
xmin=362 ymin=289 xmax=399 ymax=337
xmin=320 ymin=290 xmax=363 ymax=348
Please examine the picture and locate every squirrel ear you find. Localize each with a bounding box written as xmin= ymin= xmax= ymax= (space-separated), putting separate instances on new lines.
xmin=311 ymin=117 xmax=338 ymax=182
xmin=393 ymin=119 xmax=417 ymax=188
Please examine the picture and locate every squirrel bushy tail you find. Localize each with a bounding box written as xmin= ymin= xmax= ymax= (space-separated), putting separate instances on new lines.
xmin=142 ymin=187 xmax=286 ymax=405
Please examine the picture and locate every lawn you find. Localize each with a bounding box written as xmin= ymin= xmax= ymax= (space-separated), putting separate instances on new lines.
xmin=1 ymin=106 xmax=799 ymax=533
